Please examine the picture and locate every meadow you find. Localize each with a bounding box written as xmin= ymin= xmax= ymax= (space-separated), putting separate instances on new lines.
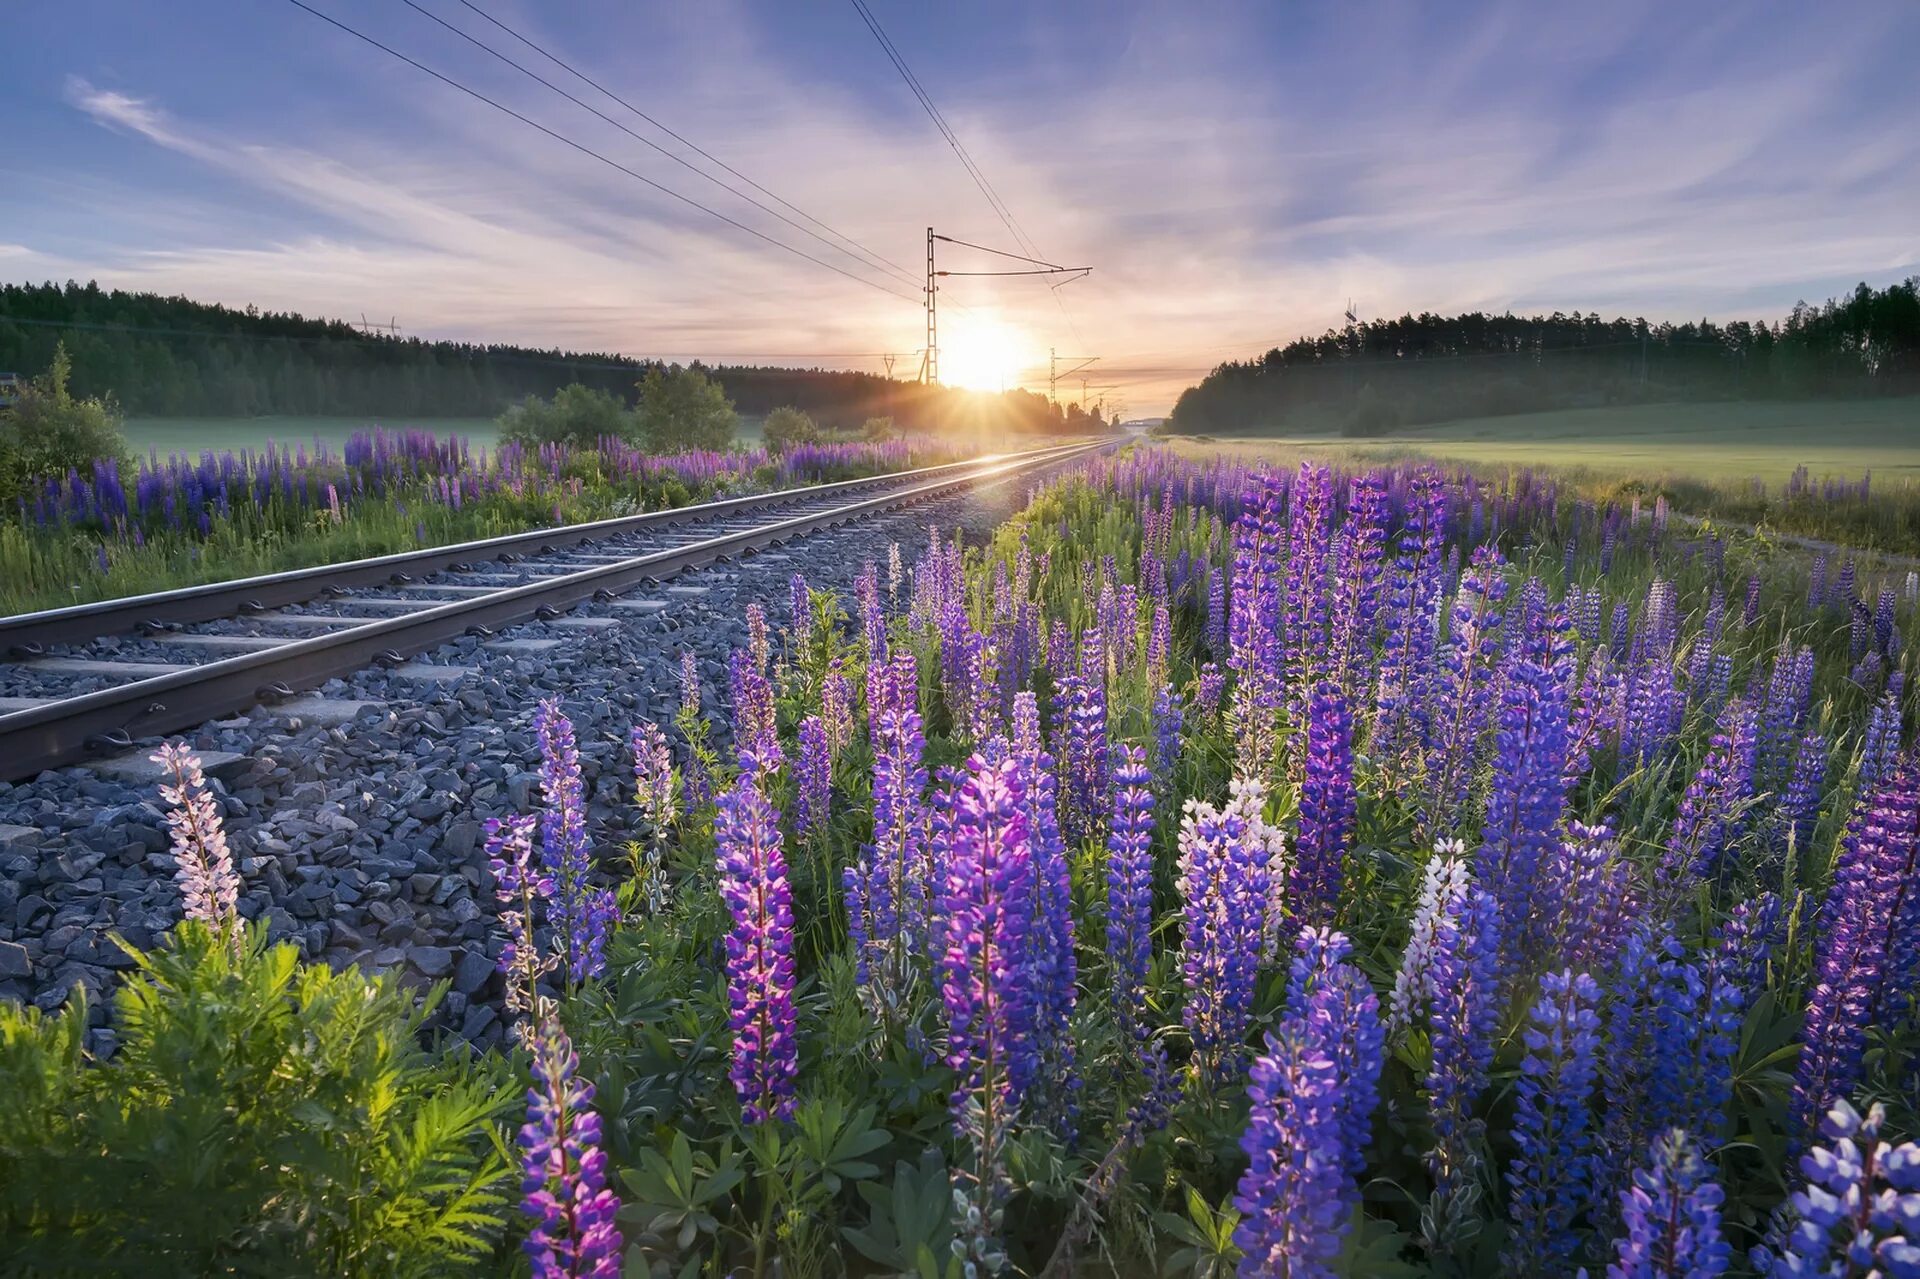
xmin=122 ymin=411 xmax=770 ymax=458
xmin=4 ymin=441 xmax=1916 ymax=1276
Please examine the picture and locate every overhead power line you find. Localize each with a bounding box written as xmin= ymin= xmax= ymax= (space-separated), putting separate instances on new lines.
xmin=282 ymin=0 xmax=923 ymax=306
xmin=406 ymin=0 xmax=923 ymax=294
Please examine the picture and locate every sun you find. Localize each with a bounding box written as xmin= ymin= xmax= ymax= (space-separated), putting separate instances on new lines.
xmin=940 ymin=318 xmax=1027 ymax=392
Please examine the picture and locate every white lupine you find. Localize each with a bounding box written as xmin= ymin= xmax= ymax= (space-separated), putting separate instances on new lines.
xmin=1224 ymin=776 xmax=1292 ymax=960
xmin=151 ymin=742 xmax=242 ymax=935
xmin=1387 ymin=841 xmax=1472 ymax=1040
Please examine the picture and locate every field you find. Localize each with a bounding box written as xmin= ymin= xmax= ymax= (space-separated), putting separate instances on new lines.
xmin=1185 ymin=396 xmax=1920 ymax=485
xmin=122 ymin=412 xmax=770 ymax=458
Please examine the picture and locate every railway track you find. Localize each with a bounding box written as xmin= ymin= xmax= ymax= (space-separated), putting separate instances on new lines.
xmin=0 ymin=439 xmax=1109 ymax=780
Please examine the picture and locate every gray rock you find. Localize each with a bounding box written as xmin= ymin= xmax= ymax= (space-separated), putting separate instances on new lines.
xmin=410 ymin=945 xmax=454 ymax=978
xmin=0 ymin=940 xmax=30 ymax=978
xmin=452 ymin=948 xmax=494 ymax=996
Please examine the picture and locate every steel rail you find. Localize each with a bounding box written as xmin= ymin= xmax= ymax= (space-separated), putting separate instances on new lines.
xmin=0 ymin=441 xmax=1111 ymax=779
xmin=0 ymin=440 xmax=1095 ymax=652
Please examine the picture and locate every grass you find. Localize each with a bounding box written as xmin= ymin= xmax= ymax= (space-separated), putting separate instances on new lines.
xmin=1182 ymin=396 xmax=1920 ymax=485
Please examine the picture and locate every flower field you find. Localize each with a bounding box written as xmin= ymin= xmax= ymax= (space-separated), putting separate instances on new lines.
xmin=0 ymin=429 xmax=958 ymax=614
xmin=5 ymin=443 xmax=1920 ymax=1277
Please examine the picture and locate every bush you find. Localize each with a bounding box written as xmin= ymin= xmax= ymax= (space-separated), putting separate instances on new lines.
xmin=636 ymin=365 xmax=737 ymax=453
xmin=763 ymin=405 xmax=822 ymax=455
xmin=496 ymin=382 xmax=637 ymax=448
xmin=860 ymin=416 xmax=897 ymax=442
xmin=0 ymin=342 xmax=130 ymax=505
xmin=0 ymin=922 xmax=514 ymax=1276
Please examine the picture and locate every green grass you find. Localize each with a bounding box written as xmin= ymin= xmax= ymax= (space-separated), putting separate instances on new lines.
xmin=123 ymin=415 xmax=500 ymax=458
xmin=1187 ymin=396 xmax=1920 ymax=484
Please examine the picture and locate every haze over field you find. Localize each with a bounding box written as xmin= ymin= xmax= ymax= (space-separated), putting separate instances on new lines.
xmin=5 ymin=0 xmax=1918 ymax=415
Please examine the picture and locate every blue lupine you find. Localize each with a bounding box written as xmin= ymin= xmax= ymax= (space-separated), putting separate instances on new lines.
xmin=794 ymin=714 xmax=830 ymax=839
xmin=715 ymin=768 xmax=798 ymax=1124
xmin=1374 ymin=465 xmax=1447 ymax=766
xmin=519 ymin=1015 xmax=623 ymax=1278
xmin=1426 ymin=544 xmax=1509 ymax=832
xmin=846 ymin=652 xmax=929 ymax=990
xmin=1294 ymin=681 xmax=1356 ymax=926
xmin=1179 ymin=789 xmax=1270 ymax=1086
xmin=1753 ymin=1099 xmax=1920 ymax=1277
xmin=1105 ymin=745 xmax=1156 ymax=1042
xmin=1008 ymin=714 xmax=1080 ymax=1137
xmin=1425 ymin=882 xmax=1503 ymax=1208
xmin=1233 ymin=928 xmax=1384 ymax=1278
xmin=1506 ymin=969 xmax=1603 ymax=1276
xmin=534 ymin=699 xmax=615 ymax=987
xmin=1151 ymin=680 xmax=1184 ymax=778
xmin=1476 ymin=625 xmax=1572 ymax=977
xmin=1606 ymin=1128 xmax=1730 ymax=1279
xmin=727 ymin=649 xmax=780 ymax=769
xmin=1781 ymin=732 xmax=1828 ymax=853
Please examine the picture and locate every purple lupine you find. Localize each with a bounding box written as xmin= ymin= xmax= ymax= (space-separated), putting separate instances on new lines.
xmin=1147 ymin=601 xmax=1171 ymax=690
xmin=1328 ymin=473 xmax=1387 ymax=693
xmin=150 ymin=741 xmax=242 ymax=935
xmin=1293 ymin=681 xmax=1356 ymax=926
xmin=519 ymin=1015 xmax=622 ymax=1278
xmin=744 ymin=601 xmax=770 ymax=677
xmin=1178 ymin=789 xmax=1271 ymax=1087
xmin=1284 ymin=462 xmax=1336 ymax=696
xmin=1505 ymin=969 xmax=1603 ymax=1277
xmin=715 ymin=768 xmax=798 ymax=1124
xmin=1425 ymin=544 xmax=1509 ymax=833
xmin=1232 ymin=929 xmax=1384 ymax=1278
xmin=1425 ymin=880 xmax=1503 ymax=1230
xmin=1150 ymin=680 xmax=1184 ymax=778
xmin=1742 ymin=574 xmax=1761 ymax=627
xmin=1228 ymin=472 xmax=1287 ymax=775
xmin=846 ymin=652 xmax=929 ymax=991
xmin=1792 ymin=758 xmax=1920 ymax=1140
xmin=630 ymin=720 xmax=675 ymax=832
xmin=1105 ymin=745 xmax=1156 ymax=1042
xmin=857 ymin=559 xmax=886 ymax=660
xmin=1781 ymin=732 xmax=1827 ymax=852
xmin=1860 ymin=673 xmax=1904 ymax=789
xmin=821 ymin=665 xmax=853 ymax=754
xmin=1607 ymin=1129 xmax=1729 ymax=1279
xmin=1658 ymin=699 xmax=1760 ymax=899
xmin=1476 ymin=620 xmax=1574 ymax=978
xmin=1059 ymin=631 xmax=1111 ymax=844
xmin=1753 ymin=1099 xmax=1920 ymax=1277
xmin=678 ymin=650 xmax=710 ymax=810
xmin=1007 ymin=713 xmax=1079 ymax=1134
xmin=489 ymin=813 xmax=553 ymax=1038
xmin=1373 ymin=465 xmax=1447 ymax=766
xmin=794 ymin=715 xmax=831 ymax=840
xmin=535 ymin=700 xmax=615 ymax=987
xmin=1755 ymin=643 xmax=1816 ymax=790
xmin=788 ymin=573 xmax=811 ymax=648
xmin=1554 ymin=820 xmax=1641 ymax=975
xmin=936 ymin=755 xmax=1038 ymax=1272
xmin=1197 ymin=661 xmax=1225 ymax=719
xmin=1206 ymin=563 xmax=1228 ymax=658
xmin=727 ymin=649 xmax=780 ymax=770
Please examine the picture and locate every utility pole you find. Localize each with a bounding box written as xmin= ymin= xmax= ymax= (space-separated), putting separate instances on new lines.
xmin=1049 ymin=349 xmax=1100 ymax=406
xmin=924 ymin=227 xmax=938 ymax=385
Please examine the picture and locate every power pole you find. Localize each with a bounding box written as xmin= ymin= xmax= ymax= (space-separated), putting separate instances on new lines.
xmin=1049 ymin=350 xmax=1099 ymax=406
xmin=924 ymin=227 xmax=938 ymax=385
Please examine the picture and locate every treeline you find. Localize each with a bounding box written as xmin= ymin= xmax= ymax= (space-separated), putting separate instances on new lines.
xmin=1170 ymin=277 xmax=1920 ymax=434
xmin=0 ymin=281 xmax=1109 ymax=436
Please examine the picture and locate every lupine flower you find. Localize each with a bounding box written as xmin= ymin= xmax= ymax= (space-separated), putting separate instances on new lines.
xmin=1328 ymin=473 xmax=1387 ymax=693
xmin=936 ymin=755 xmax=1038 ymax=1272
xmin=1293 ymin=681 xmax=1356 ymax=926
xmin=535 ymin=700 xmax=615 ymax=987
xmin=715 ymin=769 xmax=798 ymax=1124
xmin=1554 ymin=819 xmax=1641 ymax=974
xmin=727 ymin=649 xmax=780 ymax=770
xmin=1105 ymin=745 xmax=1156 ymax=1042
xmin=519 ymin=1014 xmax=622 ymax=1278
xmin=489 ymin=813 xmax=553 ymax=1038
xmin=1792 ymin=758 xmax=1920 ymax=1141
xmin=846 ymin=652 xmax=929 ymax=993
xmin=1229 ymin=473 xmax=1287 ymax=775
xmin=1753 ymin=1099 xmax=1920 ymax=1277
xmin=821 ymin=665 xmax=853 ymax=754
xmin=1606 ymin=1128 xmax=1730 ymax=1279
xmin=1506 ymin=969 xmax=1602 ymax=1276
xmin=1151 ymin=680 xmax=1184 ymax=778
xmin=1781 ymin=732 xmax=1827 ymax=853
xmin=1425 ymin=545 xmax=1510 ymax=832
xmin=1284 ymin=463 xmax=1335 ymax=696
xmin=150 ymin=741 xmax=242 ymax=935
xmin=1197 ymin=661 xmax=1225 ymax=718
xmin=794 ymin=715 xmax=831 ymax=839
xmin=1006 ymin=712 xmax=1080 ymax=1133
xmin=1233 ymin=929 xmax=1384 ymax=1278
xmin=1860 ymin=673 xmax=1904 ymax=789
xmin=1659 ymin=700 xmax=1760 ymax=900
xmin=858 ymin=560 xmax=886 ymax=660
xmin=745 ymin=601 xmax=770 ymax=675
xmin=1386 ymin=843 xmax=1470 ymax=1039
xmin=1179 ymin=787 xmax=1272 ymax=1086
xmin=1374 ymin=465 xmax=1447 ymax=767
xmin=629 ymin=721 xmax=675 ymax=832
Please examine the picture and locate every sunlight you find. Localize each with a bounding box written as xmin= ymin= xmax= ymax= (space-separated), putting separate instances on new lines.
xmin=939 ymin=316 xmax=1028 ymax=392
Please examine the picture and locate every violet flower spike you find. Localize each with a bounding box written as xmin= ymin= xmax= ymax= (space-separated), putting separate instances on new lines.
xmin=519 ymin=1014 xmax=623 ymax=1278
xmin=715 ymin=768 xmax=799 ymax=1124
xmin=150 ymin=740 xmax=242 ymax=938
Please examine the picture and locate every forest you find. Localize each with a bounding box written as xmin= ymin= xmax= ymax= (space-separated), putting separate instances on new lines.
xmin=0 ymin=281 xmax=1107 ymax=436
xmin=1169 ymin=277 xmax=1920 ymax=434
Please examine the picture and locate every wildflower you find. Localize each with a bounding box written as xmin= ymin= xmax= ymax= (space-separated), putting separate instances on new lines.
xmin=794 ymin=715 xmax=831 ymax=839
xmin=1179 ymin=786 xmax=1273 ymax=1086
xmin=535 ymin=700 xmax=615 ymax=986
xmin=1293 ymin=681 xmax=1356 ymax=927
xmin=1425 ymin=882 xmax=1503 ymax=1210
xmin=1008 ymin=710 xmax=1079 ymax=1135
xmin=519 ymin=1015 xmax=622 ymax=1278
xmin=1151 ymin=680 xmax=1184 ymax=777
xmin=788 ymin=573 xmax=811 ymax=647
xmin=1425 ymin=544 xmax=1509 ymax=833
xmin=715 ymin=769 xmax=798 ymax=1124
xmin=150 ymin=741 xmax=242 ymax=935
xmin=1475 ymin=633 xmax=1572 ymax=977
xmin=488 ymin=813 xmax=553 ymax=1038
xmin=1753 ymin=1099 xmax=1920 ymax=1277
xmin=727 ymin=649 xmax=780 ymax=770
xmin=1105 ymin=745 xmax=1156 ymax=1043
xmin=629 ymin=720 xmax=675 ymax=832
xmin=1505 ymin=969 xmax=1602 ymax=1276
xmin=846 ymin=652 xmax=930 ymax=992
xmin=1605 ymin=1128 xmax=1729 ymax=1279
xmin=745 ymin=601 xmax=770 ymax=675
xmin=821 ymin=666 xmax=853 ymax=754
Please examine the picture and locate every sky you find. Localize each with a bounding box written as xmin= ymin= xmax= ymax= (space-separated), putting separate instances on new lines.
xmin=4 ymin=0 xmax=1917 ymax=417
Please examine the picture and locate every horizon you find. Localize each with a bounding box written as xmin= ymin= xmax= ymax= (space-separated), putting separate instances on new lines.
xmin=5 ymin=0 xmax=1918 ymax=416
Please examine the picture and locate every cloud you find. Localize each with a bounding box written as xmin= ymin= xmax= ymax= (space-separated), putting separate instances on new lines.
xmin=22 ymin=5 xmax=1920 ymax=414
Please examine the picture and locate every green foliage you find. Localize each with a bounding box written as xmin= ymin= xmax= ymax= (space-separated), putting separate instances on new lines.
xmin=0 ymin=922 xmax=514 ymax=1276
xmin=0 ymin=341 xmax=130 ymax=505
xmin=496 ymin=381 xmax=638 ymax=448
xmin=763 ymin=405 xmax=824 ymax=454
xmin=636 ymin=364 xmax=738 ymax=453
xmin=861 ymin=415 xmax=898 ymax=442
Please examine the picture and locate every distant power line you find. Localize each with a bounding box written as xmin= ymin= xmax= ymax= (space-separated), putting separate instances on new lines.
xmin=282 ymin=0 xmax=923 ymax=306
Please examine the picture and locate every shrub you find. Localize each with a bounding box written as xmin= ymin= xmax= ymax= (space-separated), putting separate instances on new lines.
xmin=763 ymin=405 xmax=822 ymax=455
xmin=0 ymin=922 xmax=514 ymax=1276
xmin=860 ymin=415 xmax=897 ymax=442
xmin=636 ymin=365 xmax=737 ymax=453
xmin=0 ymin=342 xmax=130 ymax=505
xmin=496 ymin=382 xmax=637 ymax=448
